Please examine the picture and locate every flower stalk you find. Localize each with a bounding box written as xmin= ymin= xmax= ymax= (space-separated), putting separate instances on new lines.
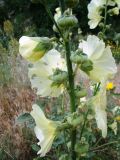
xmin=103 ymin=0 xmax=109 ymax=35
xmin=64 ymin=38 xmax=77 ymax=160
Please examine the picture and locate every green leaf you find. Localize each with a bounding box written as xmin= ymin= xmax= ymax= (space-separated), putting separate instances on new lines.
xmin=31 ymin=144 xmax=40 ymax=152
xmin=16 ymin=113 xmax=35 ymax=128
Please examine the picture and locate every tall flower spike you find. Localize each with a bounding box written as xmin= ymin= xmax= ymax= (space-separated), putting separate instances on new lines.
xmin=28 ymin=49 xmax=66 ymax=97
xmin=19 ymin=36 xmax=53 ymax=62
xmin=31 ymin=104 xmax=58 ymax=157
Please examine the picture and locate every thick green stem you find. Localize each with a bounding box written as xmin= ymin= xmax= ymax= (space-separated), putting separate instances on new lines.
xmin=64 ymin=39 xmax=76 ymax=160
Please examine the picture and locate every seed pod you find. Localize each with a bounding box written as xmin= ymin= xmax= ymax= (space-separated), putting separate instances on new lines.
xmin=57 ymin=15 xmax=78 ymax=29
xmin=65 ymin=0 xmax=79 ymax=8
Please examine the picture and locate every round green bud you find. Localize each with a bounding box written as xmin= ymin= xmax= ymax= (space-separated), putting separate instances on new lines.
xmin=49 ymin=71 xmax=68 ymax=85
xmin=57 ymin=15 xmax=78 ymax=29
xmin=80 ymin=59 xmax=93 ymax=72
xmin=65 ymin=0 xmax=79 ymax=8
xmin=70 ymin=51 xmax=88 ymax=64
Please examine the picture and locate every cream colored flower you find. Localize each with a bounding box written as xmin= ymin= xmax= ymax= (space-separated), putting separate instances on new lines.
xmin=92 ymin=81 xmax=107 ymax=137
xmin=88 ymin=0 xmax=105 ymax=29
xmin=88 ymin=0 xmax=120 ymax=29
xmin=31 ymin=104 xmax=58 ymax=157
xmin=28 ymin=49 xmax=66 ymax=97
xmin=79 ymin=35 xmax=117 ymax=82
xmin=79 ymin=35 xmax=117 ymax=137
xmin=19 ymin=36 xmax=53 ymax=62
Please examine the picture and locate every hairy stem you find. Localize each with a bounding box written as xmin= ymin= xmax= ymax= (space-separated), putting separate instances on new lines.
xmin=64 ymin=39 xmax=76 ymax=160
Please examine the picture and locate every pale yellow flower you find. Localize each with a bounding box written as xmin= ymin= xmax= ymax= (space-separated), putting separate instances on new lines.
xmin=79 ymin=35 xmax=117 ymax=82
xmin=79 ymin=35 xmax=117 ymax=137
xmin=92 ymin=82 xmax=107 ymax=137
xmin=31 ymin=104 xmax=58 ymax=157
xmin=28 ymin=49 xmax=66 ymax=97
xmin=88 ymin=0 xmax=105 ymax=29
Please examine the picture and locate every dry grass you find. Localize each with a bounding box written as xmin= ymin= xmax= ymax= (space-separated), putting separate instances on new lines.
xmin=0 ymin=86 xmax=36 ymax=160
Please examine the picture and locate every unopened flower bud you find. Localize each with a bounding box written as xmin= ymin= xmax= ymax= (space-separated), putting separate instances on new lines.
xmin=65 ymin=0 xmax=79 ymax=8
xmin=57 ymin=15 xmax=78 ymax=30
xmin=49 ymin=70 xmax=68 ymax=86
xmin=80 ymin=59 xmax=93 ymax=73
xmin=70 ymin=50 xmax=88 ymax=64
xmin=19 ymin=36 xmax=53 ymax=62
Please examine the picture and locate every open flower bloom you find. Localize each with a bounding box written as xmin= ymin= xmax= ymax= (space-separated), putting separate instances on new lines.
xmin=79 ymin=35 xmax=117 ymax=82
xmin=79 ymin=35 xmax=117 ymax=137
xmin=88 ymin=0 xmax=120 ymax=29
xmin=19 ymin=36 xmax=53 ymax=62
xmin=31 ymin=104 xmax=58 ymax=157
xmin=106 ymin=82 xmax=114 ymax=90
xmin=88 ymin=0 xmax=105 ymax=29
xmin=28 ymin=49 xmax=66 ymax=97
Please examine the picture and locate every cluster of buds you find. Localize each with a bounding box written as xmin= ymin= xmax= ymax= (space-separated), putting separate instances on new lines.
xmin=71 ymin=49 xmax=93 ymax=73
